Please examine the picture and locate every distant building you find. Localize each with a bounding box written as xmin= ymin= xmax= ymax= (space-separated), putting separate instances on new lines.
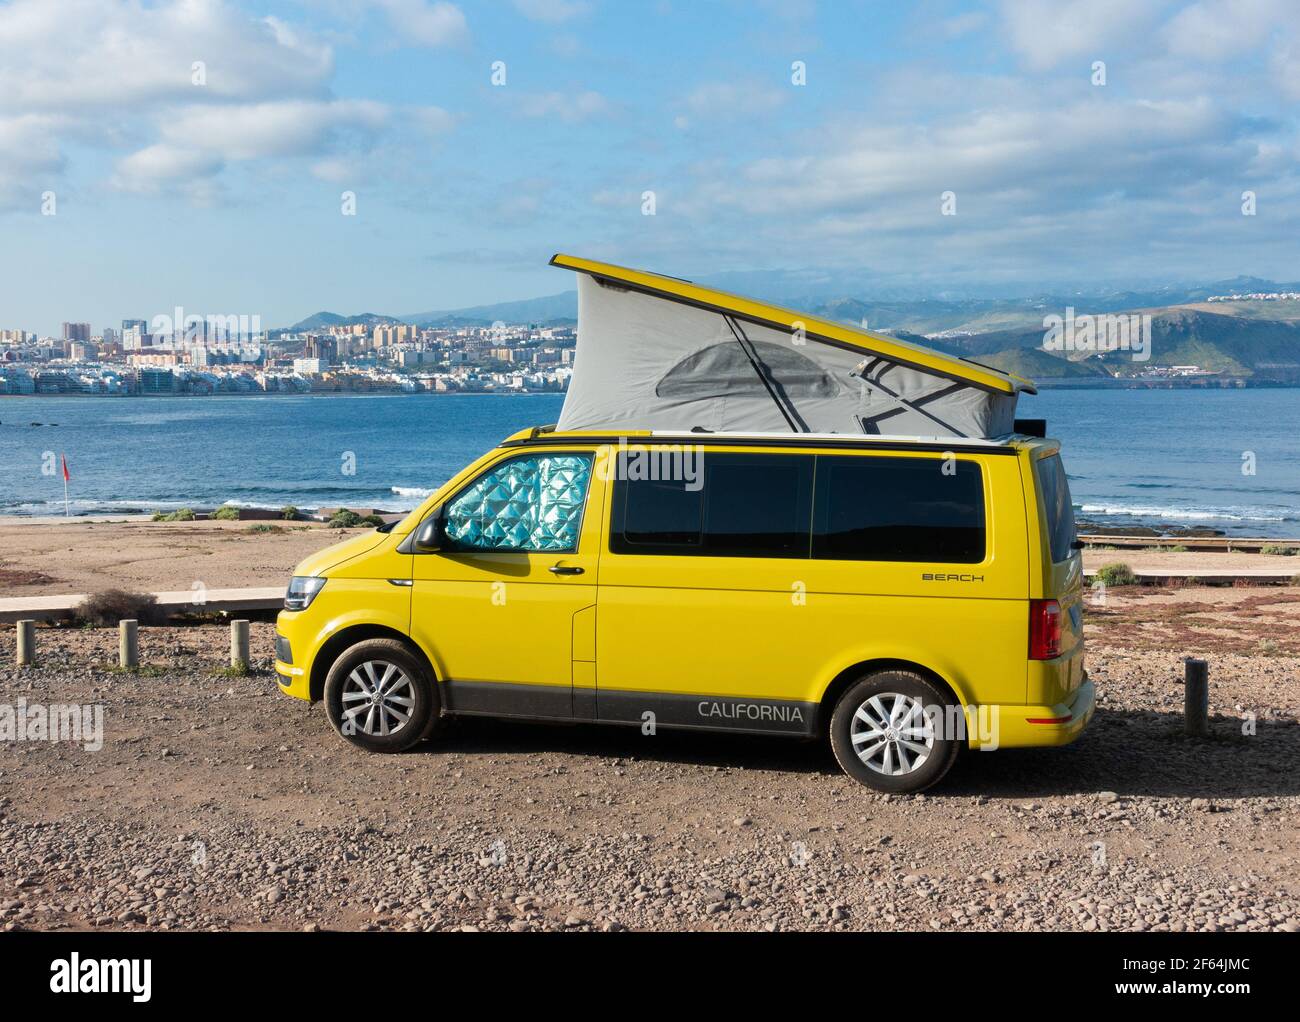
xmin=122 ymin=325 xmax=151 ymax=350
xmin=128 ymin=350 xmax=181 ymax=367
xmin=136 ymin=366 xmax=177 ymax=394
xmin=304 ymin=335 xmax=337 ymax=365
xmin=62 ymin=322 xmax=91 ymax=342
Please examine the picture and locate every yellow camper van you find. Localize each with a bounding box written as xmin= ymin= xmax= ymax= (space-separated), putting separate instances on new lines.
xmin=273 ymin=257 xmax=1092 ymax=794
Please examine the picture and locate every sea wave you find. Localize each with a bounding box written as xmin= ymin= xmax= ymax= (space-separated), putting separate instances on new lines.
xmin=1077 ymin=502 xmax=1289 ymax=523
xmin=391 ymin=486 xmax=436 ymax=498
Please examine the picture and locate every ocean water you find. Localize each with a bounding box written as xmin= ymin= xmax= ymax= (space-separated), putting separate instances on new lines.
xmin=1 ymin=389 xmax=1297 ymax=536
xmin=0 ymin=393 xmax=566 ymax=517
xmin=1017 ymin=388 xmax=1299 ymax=536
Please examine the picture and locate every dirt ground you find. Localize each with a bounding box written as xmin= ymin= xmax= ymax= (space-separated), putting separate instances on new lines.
xmin=1 ymin=587 xmax=1297 ymax=932
xmin=1 ymin=518 xmax=1298 ymax=598
xmin=0 ymin=518 xmax=344 ymax=595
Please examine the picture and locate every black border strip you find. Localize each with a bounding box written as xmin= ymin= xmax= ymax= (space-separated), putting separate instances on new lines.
xmin=501 ymin=434 xmax=1021 ymax=456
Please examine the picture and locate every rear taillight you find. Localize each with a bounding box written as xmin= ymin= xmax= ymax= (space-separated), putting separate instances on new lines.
xmin=1029 ymin=599 xmax=1062 ymax=660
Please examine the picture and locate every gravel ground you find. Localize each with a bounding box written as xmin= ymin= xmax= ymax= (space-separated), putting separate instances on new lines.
xmin=1 ymin=598 xmax=1298 ymax=933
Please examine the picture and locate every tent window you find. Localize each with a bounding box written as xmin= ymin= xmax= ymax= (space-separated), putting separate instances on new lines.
xmin=655 ymin=340 xmax=840 ymax=400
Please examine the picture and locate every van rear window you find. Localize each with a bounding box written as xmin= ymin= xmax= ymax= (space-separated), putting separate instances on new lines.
xmin=611 ymin=450 xmax=985 ymax=563
xmin=812 ymin=456 xmax=985 ymax=563
xmin=1035 ymin=453 xmax=1076 ymax=563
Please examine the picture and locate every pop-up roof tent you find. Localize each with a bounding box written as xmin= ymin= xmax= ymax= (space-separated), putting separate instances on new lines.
xmin=550 ymin=254 xmax=1036 ymax=440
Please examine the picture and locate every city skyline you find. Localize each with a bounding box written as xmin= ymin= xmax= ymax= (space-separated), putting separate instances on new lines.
xmin=3 ymin=1 xmax=1300 ymax=335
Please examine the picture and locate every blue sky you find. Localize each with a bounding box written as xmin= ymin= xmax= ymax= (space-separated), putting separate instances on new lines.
xmin=2 ymin=0 xmax=1299 ymax=334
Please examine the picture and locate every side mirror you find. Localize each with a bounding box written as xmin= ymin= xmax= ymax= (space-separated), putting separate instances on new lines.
xmin=413 ymin=515 xmax=443 ymax=553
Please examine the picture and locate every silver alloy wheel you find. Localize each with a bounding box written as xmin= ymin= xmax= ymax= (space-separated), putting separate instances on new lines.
xmin=850 ymin=692 xmax=936 ymax=776
xmin=340 ymin=660 xmax=415 ymax=737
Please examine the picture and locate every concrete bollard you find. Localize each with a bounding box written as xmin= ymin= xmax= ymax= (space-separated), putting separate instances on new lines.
xmin=1184 ymin=657 xmax=1209 ymax=737
xmin=16 ymin=619 xmax=36 ymax=667
xmin=119 ymin=619 xmax=139 ymax=669
xmin=230 ymin=619 xmax=250 ymax=668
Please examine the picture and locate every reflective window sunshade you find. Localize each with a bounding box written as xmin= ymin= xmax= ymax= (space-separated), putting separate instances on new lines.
xmin=445 ymin=454 xmax=592 ymax=552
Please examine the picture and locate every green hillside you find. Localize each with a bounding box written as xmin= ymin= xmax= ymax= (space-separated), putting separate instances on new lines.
xmin=967 ymin=347 xmax=1108 ymax=380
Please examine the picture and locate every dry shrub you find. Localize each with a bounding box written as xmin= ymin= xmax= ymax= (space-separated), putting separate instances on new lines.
xmin=76 ymin=589 xmax=166 ymax=626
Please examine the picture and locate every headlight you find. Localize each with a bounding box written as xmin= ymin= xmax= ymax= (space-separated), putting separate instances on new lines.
xmin=284 ymin=575 xmax=327 ymax=611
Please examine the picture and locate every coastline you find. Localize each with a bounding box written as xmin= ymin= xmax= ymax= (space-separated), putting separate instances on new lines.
xmin=7 ymin=382 xmax=1300 ymax=399
xmin=0 ymin=388 xmax=564 ymax=400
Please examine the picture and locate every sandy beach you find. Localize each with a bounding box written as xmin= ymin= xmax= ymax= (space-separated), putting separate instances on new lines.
xmin=0 ymin=517 xmax=1297 ymax=599
xmin=0 ymin=518 xmax=348 ymax=597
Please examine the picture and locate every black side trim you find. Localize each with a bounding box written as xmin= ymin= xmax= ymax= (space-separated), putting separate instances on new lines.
xmin=501 ymin=434 xmax=1019 ymax=456
xmin=441 ymin=680 xmax=574 ymax=720
xmin=438 ymin=681 xmax=818 ymax=737
xmin=598 ymin=690 xmax=818 ymax=737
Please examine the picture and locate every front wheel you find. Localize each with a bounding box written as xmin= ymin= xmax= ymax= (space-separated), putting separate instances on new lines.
xmin=324 ymin=638 xmax=439 ymax=753
xmin=829 ymin=671 xmax=960 ymax=793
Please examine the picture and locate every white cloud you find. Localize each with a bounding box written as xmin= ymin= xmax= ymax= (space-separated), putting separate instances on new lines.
xmin=1162 ymin=0 xmax=1286 ymax=60
xmin=660 ymin=86 xmax=1293 ymax=283
xmin=513 ymin=90 xmax=611 ymax=121
xmin=0 ymin=0 xmax=333 ymax=111
xmin=372 ymin=0 xmax=469 ymax=47
xmin=408 ymin=105 xmax=458 ymax=139
xmin=724 ymin=97 xmax=1241 ymax=214
xmin=683 ymin=81 xmax=787 ymax=120
xmin=941 ymin=11 xmax=989 ymax=38
xmin=113 ymin=144 xmax=224 ymax=190
xmin=512 ymin=0 xmax=592 ymax=23
xmin=0 ymin=114 xmax=67 ymax=207
xmin=0 ymin=115 xmax=66 ymax=174
xmin=998 ymin=0 xmax=1169 ymax=71
xmin=159 ymin=100 xmax=389 ymax=160
xmin=0 ymin=0 xmax=461 ymax=205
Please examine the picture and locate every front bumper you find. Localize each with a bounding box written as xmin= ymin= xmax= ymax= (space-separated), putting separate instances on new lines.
xmin=275 ymin=659 xmax=311 ymax=701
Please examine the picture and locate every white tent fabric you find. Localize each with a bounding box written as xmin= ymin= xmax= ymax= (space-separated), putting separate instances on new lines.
xmin=556 ymin=273 xmax=1023 ymax=439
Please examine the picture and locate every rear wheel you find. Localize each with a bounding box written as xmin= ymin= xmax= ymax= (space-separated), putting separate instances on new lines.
xmin=829 ymin=670 xmax=960 ymax=793
xmin=324 ymin=638 xmax=438 ymax=753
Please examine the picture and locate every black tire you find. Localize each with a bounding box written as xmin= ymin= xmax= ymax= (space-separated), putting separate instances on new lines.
xmin=829 ymin=670 xmax=960 ymax=794
xmin=323 ymin=638 xmax=439 ymax=753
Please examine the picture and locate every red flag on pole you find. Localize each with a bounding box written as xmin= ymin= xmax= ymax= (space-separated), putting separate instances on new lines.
xmin=61 ymin=453 xmax=70 ymax=516
xmin=61 ymin=453 xmax=71 ymax=482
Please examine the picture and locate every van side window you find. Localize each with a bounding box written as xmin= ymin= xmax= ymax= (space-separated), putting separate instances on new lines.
xmin=812 ymin=456 xmax=985 ymax=563
xmin=443 ymin=453 xmax=592 ymax=553
xmin=611 ymin=452 xmax=812 ymax=557
xmin=1035 ymin=453 xmax=1076 ymax=563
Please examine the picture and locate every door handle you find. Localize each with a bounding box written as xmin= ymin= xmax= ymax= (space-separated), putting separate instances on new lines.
xmin=548 ymin=564 xmax=584 ymax=576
